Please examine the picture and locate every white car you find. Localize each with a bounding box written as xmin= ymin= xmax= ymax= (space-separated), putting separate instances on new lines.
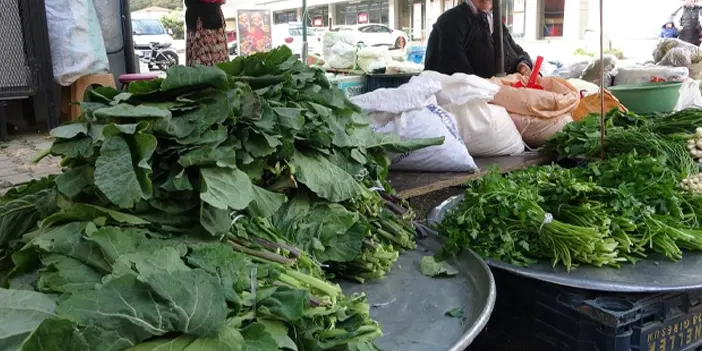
xmin=272 ymin=23 xmax=323 ymax=57
xmin=131 ymin=17 xmax=174 ymax=55
xmin=332 ymin=24 xmax=408 ymax=49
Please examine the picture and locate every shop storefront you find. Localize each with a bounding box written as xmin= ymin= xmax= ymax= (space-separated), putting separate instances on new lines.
xmin=334 ymin=0 xmax=390 ymax=26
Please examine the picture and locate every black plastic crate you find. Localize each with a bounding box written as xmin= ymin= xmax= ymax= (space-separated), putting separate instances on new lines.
xmin=468 ymin=270 xmax=702 ymax=351
xmin=365 ymin=73 xmax=417 ymax=92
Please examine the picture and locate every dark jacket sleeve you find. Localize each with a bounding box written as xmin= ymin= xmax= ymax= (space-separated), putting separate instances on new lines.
xmin=504 ymin=24 xmax=532 ymax=74
xmin=429 ymin=19 xmax=474 ymax=75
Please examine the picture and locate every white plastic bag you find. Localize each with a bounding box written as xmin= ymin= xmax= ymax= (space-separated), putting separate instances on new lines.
xmin=351 ymin=77 xmax=478 ymax=172
xmin=356 ymin=47 xmax=392 ymax=72
xmin=324 ymin=42 xmax=356 ymax=69
xmin=418 ymin=71 xmax=525 ymax=156
xmin=675 ymin=79 xmax=702 ymax=110
xmin=615 ymin=66 xmax=689 ymax=86
xmin=45 ymin=0 xmax=110 ymax=86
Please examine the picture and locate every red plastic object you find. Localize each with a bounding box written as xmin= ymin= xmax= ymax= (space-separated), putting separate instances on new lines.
xmin=512 ymin=56 xmax=544 ymax=90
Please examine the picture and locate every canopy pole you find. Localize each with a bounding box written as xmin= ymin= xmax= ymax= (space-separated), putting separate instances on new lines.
xmin=493 ymin=0 xmax=505 ymax=76
xmin=599 ymin=0 xmax=605 ymax=160
xmin=302 ymin=0 xmax=308 ymax=65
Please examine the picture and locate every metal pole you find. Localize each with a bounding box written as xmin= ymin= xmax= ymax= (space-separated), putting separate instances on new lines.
xmin=302 ymin=0 xmax=309 ymax=64
xmin=599 ymin=0 xmax=605 ymax=160
xmin=493 ymin=0 xmax=505 ymax=76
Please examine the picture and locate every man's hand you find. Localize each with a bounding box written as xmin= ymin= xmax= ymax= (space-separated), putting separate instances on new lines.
xmin=517 ymin=62 xmax=532 ymax=76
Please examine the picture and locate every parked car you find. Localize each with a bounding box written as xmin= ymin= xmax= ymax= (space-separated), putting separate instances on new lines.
xmin=332 ymin=24 xmax=408 ymax=49
xmin=131 ymin=17 xmax=174 ymax=56
xmin=272 ymin=23 xmax=323 ymax=57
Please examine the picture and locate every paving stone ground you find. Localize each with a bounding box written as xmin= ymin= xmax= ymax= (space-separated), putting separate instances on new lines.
xmin=0 ymin=133 xmax=60 ymax=193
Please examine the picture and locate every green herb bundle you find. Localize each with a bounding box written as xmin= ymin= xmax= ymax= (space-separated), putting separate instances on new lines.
xmin=0 ymin=47 xmax=440 ymax=350
xmin=440 ymin=109 xmax=702 ymax=270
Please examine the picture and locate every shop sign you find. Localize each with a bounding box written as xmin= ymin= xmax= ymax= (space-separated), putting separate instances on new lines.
xmin=358 ymin=12 xmax=369 ymax=23
xmin=313 ymin=17 xmax=323 ymax=26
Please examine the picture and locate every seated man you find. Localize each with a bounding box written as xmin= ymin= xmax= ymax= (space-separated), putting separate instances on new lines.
xmin=425 ymin=0 xmax=533 ymax=79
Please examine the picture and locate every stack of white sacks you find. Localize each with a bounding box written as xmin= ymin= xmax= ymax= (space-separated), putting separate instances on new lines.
xmin=351 ymin=72 xmax=525 ymax=172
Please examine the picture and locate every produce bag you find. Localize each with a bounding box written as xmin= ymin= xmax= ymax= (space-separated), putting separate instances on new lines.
xmin=510 ymin=113 xmax=573 ymax=148
xmin=356 ymin=47 xmax=392 ymax=73
xmin=322 ymin=31 xmax=357 ymax=69
xmin=567 ymin=78 xmax=599 ymax=96
xmin=419 ymin=71 xmax=525 ymax=156
xmin=615 ymin=66 xmax=689 ymax=86
xmin=490 ymin=74 xmax=579 ymax=147
xmin=581 ymin=55 xmax=618 ymax=88
xmin=351 ymin=76 xmax=478 ymax=172
xmin=572 ymin=90 xmax=627 ymax=122
xmin=653 ymin=38 xmax=702 ymax=64
xmin=45 ymin=0 xmax=109 ymax=86
xmin=675 ymin=79 xmax=702 ymax=110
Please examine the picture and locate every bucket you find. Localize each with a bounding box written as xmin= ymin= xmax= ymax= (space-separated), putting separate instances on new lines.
xmin=608 ymin=82 xmax=682 ymax=114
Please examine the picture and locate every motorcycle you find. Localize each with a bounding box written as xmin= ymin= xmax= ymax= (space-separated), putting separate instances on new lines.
xmin=138 ymin=42 xmax=179 ymax=71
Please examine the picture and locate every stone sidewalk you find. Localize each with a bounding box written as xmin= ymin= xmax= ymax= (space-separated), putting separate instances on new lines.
xmin=0 ymin=133 xmax=60 ymax=193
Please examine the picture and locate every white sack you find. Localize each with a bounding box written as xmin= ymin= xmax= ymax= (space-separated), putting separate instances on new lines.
xmin=45 ymin=0 xmax=109 ymax=86
xmin=351 ymin=77 xmax=478 ymax=172
xmin=326 ymin=42 xmax=356 ymax=69
xmin=675 ymin=79 xmax=702 ymax=111
xmin=615 ymin=66 xmax=689 ymax=86
xmin=418 ymin=71 xmax=525 ymax=156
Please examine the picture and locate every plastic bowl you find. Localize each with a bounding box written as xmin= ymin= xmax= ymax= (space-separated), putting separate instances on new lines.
xmin=608 ymin=82 xmax=682 ymax=114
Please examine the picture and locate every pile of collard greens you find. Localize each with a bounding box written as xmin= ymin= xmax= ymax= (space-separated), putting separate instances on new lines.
xmin=0 ymin=47 xmax=441 ymax=350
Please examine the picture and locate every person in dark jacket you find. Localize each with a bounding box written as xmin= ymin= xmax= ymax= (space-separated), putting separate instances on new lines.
xmin=672 ymin=1 xmax=702 ymax=45
xmin=661 ymin=22 xmax=679 ymax=38
xmin=424 ymin=0 xmax=533 ymax=78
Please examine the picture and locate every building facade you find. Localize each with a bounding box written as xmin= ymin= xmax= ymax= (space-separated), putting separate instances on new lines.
xmin=238 ymin=0 xmax=680 ymax=59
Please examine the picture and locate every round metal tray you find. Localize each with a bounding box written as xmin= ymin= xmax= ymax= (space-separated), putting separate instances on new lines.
xmin=428 ymin=195 xmax=702 ymax=293
xmin=339 ymin=234 xmax=496 ymax=351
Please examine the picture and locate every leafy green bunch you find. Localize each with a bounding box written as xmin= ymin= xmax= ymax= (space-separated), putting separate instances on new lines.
xmin=440 ymin=108 xmax=702 ymax=269
xmin=0 ymin=47 xmax=441 ymax=350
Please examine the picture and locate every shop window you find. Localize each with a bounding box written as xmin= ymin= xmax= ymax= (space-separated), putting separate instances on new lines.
xmin=306 ymin=6 xmax=329 ymax=28
xmin=335 ymin=0 xmax=390 ymax=26
xmin=541 ymin=0 xmax=564 ymax=38
xmin=274 ymin=11 xmax=297 ymax=24
xmin=501 ymin=0 xmax=526 ymax=38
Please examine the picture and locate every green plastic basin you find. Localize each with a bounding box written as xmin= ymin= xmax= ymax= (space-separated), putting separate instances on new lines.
xmin=608 ymin=81 xmax=682 ymax=114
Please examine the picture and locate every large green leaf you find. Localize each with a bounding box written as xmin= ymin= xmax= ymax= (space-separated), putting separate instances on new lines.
xmin=94 ymin=135 xmax=148 ymax=208
xmin=0 ymin=288 xmax=57 ymax=351
xmin=200 ymin=168 xmax=255 ymax=210
xmin=125 ymin=319 xmax=251 ymax=351
xmin=160 ymin=65 xmax=229 ymax=91
xmin=50 ymin=123 xmax=88 ymax=139
xmin=290 ymin=151 xmax=365 ymax=202
xmin=186 ymin=244 xmax=251 ymax=305
xmin=87 ymin=227 xmax=181 ymax=264
xmin=142 ymin=268 xmax=227 ymax=336
xmin=93 ymin=104 xmax=171 ymax=120
xmin=51 ymin=137 xmax=95 ymax=159
xmin=256 ymin=286 xmax=309 ymax=322
xmin=247 ymin=186 xmax=286 ymax=218
xmin=280 ymin=204 xmax=363 ymax=263
xmin=56 ymin=272 xmax=217 ymax=344
xmin=37 ymin=254 xmax=102 ymax=293
xmin=20 ymin=318 xmax=89 ymax=351
xmin=200 ymin=204 xmax=232 ymax=237
xmin=55 ymin=166 xmax=93 ymax=198
xmin=0 ymin=189 xmax=56 ymax=248
xmin=29 ymin=222 xmax=111 ymax=273
xmin=82 ymin=326 xmax=136 ymax=351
